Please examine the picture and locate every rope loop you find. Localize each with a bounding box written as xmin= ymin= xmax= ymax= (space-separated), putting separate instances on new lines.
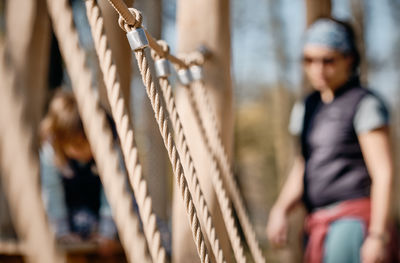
xmin=187 ymin=52 xmax=205 ymax=66
xmin=157 ymin=40 xmax=170 ymax=57
xmin=118 ymin=8 xmax=143 ymax=32
xmin=151 ymin=40 xmax=170 ymax=61
xmin=173 ymin=54 xmax=188 ymax=71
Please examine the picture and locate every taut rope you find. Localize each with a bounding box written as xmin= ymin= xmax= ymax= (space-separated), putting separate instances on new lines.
xmin=46 ymin=0 xmax=151 ymax=262
xmin=85 ymin=1 xmax=167 ymax=262
xmin=118 ymin=9 xmax=211 ymax=263
xmin=151 ymin=41 xmax=226 ymax=263
xmin=189 ymin=76 xmax=266 ymax=263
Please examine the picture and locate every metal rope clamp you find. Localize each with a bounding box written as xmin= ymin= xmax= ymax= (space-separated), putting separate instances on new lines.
xmin=155 ymin=58 xmax=171 ymax=78
xmin=126 ymin=28 xmax=149 ymax=51
xmin=177 ymin=68 xmax=193 ymax=86
xmin=189 ymin=65 xmax=203 ymax=81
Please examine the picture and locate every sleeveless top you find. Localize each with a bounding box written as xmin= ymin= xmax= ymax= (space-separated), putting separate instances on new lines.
xmin=301 ymin=80 xmax=377 ymax=211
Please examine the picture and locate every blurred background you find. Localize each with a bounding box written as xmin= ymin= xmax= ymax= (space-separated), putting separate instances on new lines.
xmin=0 ymin=0 xmax=399 ymax=262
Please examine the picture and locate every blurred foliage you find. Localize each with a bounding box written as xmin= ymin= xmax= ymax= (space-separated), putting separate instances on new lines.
xmin=234 ymin=86 xmax=296 ymax=253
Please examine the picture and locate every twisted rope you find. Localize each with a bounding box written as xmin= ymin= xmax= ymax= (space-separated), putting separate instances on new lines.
xmin=190 ymin=80 xmax=266 ymax=263
xmin=151 ymin=42 xmax=226 ymax=263
xmin=119 ymin=12 xmax=210 ymax=263
xmin=85 ymin=2 xmax=167 ymax=262
xmin=135 ymin=48 xmax=209 ymax=263
xmin=107 ymin=0 xmax=186 ymax=68
xmin=184 ymin=84 xmax=247 ymax=263
xmin=0 ymin=47 xmax=65 ymax=263
xmin=46 ymin=1 xmax=151 ymax=262
xmin=106 ymin=0 xmax=137 ymax=27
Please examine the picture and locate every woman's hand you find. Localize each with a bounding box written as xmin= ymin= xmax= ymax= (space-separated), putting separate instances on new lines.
xmin=266 ymin=156 xmax=304 ymax=248
xmin=266 ymin=206 xmax=289 ymax=248
xmin=361 ymin=235 xmax=386 ymax=263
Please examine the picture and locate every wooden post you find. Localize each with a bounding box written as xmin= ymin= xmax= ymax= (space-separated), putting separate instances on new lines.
xmin=350 ymin=0 xmax=368 ymax=84
xmin=5 ymin=0 xmax=51 ymax=133
xmin=303 ymin=0 xmax=332 ymax=96
xmin=98 ymin=0 xmax=132 ymax=112
xmin=136 ymin=0 xmax=169 ymax=220
xmin=173 ymin=0 xmax=233 ymax=262
xmin=1 ymin=0 xmax=51 ymax=242
xmin=305 ymin=0 xmax=332 ymax=26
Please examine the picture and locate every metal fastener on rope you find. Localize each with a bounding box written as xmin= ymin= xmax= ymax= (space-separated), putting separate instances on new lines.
xmin=155 ymin=58 xmax=171 ymax=78
xmin=127 ymin=28 xmax=149 ymax=51
xmin=177 ymin=68 xmax=193 ymax=85
xmin=189 ymin=65 xmax=203 ymax=81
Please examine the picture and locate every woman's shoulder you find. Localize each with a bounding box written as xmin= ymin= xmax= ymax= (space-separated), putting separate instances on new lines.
xmin=357 ymin=86 xmax=389 ymax=114
xmin=354 ymin=89 xmax=390 ymax=134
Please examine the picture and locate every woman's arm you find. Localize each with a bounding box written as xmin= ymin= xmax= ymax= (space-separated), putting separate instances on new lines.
xmin=358 ymin=126 xmax=393 ymax=263
xmin=266 ymin=155 xmax=305 ymax=247
xmin=273 ymin=156 xmax=305 ymax=213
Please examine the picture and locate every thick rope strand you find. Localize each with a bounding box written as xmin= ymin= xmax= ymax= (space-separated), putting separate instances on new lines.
xmin=191 ymin=81 xmax=266 ymax=263
xmin=106 ymin=0 xmax=137 ymax=26
xmin=46 ymin=1 xmax=151 ymax=262
xmin=106 ymin=0 xmax=186 ymax=68
xmin=133 ymin=46 xmax=210 ymax=263
xmin=185 ymin=85 xmax=247 ymax=263
xmin=0 ymin=47 xmax=65 ymax=263
xmin=155 ymin=69 xmax=226 ymax=263
xmin=85 ymin=2 xmax=167 ymax=262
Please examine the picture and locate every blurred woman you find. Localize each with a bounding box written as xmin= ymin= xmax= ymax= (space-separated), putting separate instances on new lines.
xmin=39 ymin=90 xmax=118 ymax=254
xmin=266 ymin=18 xmax=394 ymax=263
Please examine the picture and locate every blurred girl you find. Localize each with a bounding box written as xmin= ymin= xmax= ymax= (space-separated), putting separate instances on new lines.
xmin=39 ymin=90 xmax=118 ymax=254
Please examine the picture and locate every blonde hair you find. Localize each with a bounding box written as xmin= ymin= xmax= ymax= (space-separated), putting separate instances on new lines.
xmin=39 ymin=90 xmax=85 ymax=166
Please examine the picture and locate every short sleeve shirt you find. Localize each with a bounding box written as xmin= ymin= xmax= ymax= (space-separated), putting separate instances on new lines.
xmin=289 ymin=93 xmax=390 ymax=137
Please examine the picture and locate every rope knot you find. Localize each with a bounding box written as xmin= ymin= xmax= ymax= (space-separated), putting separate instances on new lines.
xmin=118 ymin=8 xmax=143 ymax=32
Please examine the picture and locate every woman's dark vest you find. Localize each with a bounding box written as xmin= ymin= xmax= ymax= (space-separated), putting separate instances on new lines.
xmin=301 ymin=83 xmax=372 ymax=212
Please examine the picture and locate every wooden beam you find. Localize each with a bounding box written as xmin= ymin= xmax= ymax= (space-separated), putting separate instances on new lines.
xmin=173 ymin=0 xmax=233 ymax=262
xmin=5 ymin=0 xmax=51 ymax=132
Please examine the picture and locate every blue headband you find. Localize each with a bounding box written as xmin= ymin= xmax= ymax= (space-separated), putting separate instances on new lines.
xmin=304 ymin=19 xmax=352 ymax=53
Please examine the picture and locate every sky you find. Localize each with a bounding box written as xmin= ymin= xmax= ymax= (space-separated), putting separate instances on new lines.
xmin=161 ymin=0 xmax=400 ymax=107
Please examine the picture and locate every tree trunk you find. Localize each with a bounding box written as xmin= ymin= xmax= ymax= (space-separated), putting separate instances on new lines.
xmin=350 ymin=0 xmax=368 ymax=84
xmin=268 ymin=2 xmax=304 ymax=262
xmin=305 ymin=0 xmax=332 ymax=27
xmin=173 ymin=0 xmax=233 ymax=262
